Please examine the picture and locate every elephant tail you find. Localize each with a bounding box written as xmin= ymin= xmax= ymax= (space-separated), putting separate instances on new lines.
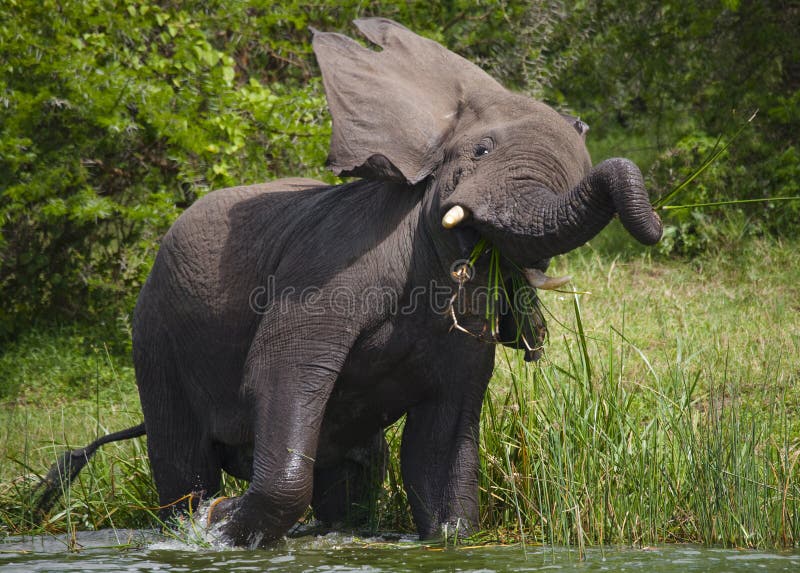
xmin=33 ymin=423 xmax=147 ymax=519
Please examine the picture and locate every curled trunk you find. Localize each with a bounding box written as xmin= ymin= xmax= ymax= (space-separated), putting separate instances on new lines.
xmin=480 ymin=158 xmax=662 ymax=263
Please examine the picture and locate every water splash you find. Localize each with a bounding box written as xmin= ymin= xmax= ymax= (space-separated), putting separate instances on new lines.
xmin=144 ymin=497 xmax=418 ymax=552
xmin=146 ymin=497 xmax=234 ymax=551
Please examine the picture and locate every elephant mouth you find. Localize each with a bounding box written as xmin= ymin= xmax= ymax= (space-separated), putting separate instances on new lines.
xmin=451 ymin=233 xmax=568 ymax=363
xmin=451 ymin=221 xmax=573 ymax=293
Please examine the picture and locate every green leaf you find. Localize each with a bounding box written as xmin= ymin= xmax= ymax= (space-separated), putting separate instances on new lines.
xmin=222 ymin=65 xmax=235 ymax=86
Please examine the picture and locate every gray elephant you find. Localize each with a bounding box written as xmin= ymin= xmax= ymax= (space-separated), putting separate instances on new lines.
xmin=37 ymin=19 xmax=661 ymax=546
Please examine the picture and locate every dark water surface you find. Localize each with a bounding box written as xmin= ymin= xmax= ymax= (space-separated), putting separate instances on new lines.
xmin=2 ymin=529 xmax=799 ymax=572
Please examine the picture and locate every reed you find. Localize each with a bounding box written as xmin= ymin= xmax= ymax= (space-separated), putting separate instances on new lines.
xmin=477 ymin=295 xmax=799 ymax=548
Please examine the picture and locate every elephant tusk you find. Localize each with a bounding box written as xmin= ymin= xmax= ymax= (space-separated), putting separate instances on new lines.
xmin=442 ymin=205 xmax=468 ymax=229
xmin=523 ymin=268 xmax=572 ymax=290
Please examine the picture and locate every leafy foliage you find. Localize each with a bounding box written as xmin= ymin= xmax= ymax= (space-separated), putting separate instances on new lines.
xmin=0 ymin=0 xmax=575 ymax=337
xmin=556 ymin=0 xmax=800 ymax=254
xmin=0 ymin=0 xmax=333 ymax=335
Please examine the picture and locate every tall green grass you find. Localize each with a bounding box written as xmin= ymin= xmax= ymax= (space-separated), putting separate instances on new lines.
xmin=0 ymin=417 xmax=154 ymax=538
xmin=478 ymin=295 xmax=799 ymax=549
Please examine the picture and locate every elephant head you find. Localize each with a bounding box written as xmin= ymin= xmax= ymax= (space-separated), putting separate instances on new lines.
xmin=313 ymin=19 xmax=661 ymax=277
xmin=313 ymin=19 xmax=661 ymax=350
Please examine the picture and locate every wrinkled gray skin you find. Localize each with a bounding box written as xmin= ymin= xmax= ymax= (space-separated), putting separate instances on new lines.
xmin=133 ymin=19 xmax=662 ymax=546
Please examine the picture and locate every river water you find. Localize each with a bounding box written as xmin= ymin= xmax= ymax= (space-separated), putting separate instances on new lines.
xmin=2 ymin=528 xmax=800 ymax=573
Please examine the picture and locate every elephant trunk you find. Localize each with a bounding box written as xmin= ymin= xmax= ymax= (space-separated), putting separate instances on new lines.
xmin=479 ymin=158 xmax=662 ymax=263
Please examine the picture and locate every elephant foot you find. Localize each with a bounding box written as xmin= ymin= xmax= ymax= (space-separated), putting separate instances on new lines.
xmin=438 ymin=518 xmax=475 ymax=543
xmin=205 ymin=496 xmax=261 ymax=547
xmin=205 ymin=493 xmax=300 ymax=548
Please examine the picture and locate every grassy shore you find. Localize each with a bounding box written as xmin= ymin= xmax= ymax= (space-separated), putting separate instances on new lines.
xmin=480 ymin=232 xmax=800 ymax=549
xmin=1 ymin=234 xmax=798 ymax=547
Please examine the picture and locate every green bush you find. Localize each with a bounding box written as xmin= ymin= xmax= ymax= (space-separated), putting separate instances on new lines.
xmin=646 ymin=127 xmax=800 ymax=256
xmin=562 ymin=0 xmax=800 ymax=255
xmin=0 ymin=0 xmax=334 ymax=336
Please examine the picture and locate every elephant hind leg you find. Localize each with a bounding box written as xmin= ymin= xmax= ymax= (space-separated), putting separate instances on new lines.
xmin=134 ymin=330 xmax=222 ymax=521
xmin=312 ymin=431 xmax=388 ymax=529
xmin=147 ymin=422 xmax=223 ymax=522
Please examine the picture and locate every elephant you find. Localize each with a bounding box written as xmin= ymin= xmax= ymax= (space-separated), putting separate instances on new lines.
xmin=36 ymin=18 xmax=661 ymax=546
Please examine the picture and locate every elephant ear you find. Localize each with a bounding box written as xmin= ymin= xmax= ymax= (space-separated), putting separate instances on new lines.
xmin=312 ymin=18 xmax=506 ymax=184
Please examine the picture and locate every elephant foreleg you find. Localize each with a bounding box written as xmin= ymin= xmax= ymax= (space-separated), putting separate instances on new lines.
xmin=400 ymin=354 xmax=493 ymax=540
xmin=211 ymin=319 xmax=356 ymax=547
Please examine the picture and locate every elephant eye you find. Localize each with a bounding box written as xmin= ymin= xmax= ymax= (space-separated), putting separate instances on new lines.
xmin=472 ymin=138 xmax=494 ymax=158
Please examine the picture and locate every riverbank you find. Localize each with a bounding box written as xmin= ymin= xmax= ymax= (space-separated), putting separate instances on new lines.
xmin=2 ymin=235 xmax=798 ymax=547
